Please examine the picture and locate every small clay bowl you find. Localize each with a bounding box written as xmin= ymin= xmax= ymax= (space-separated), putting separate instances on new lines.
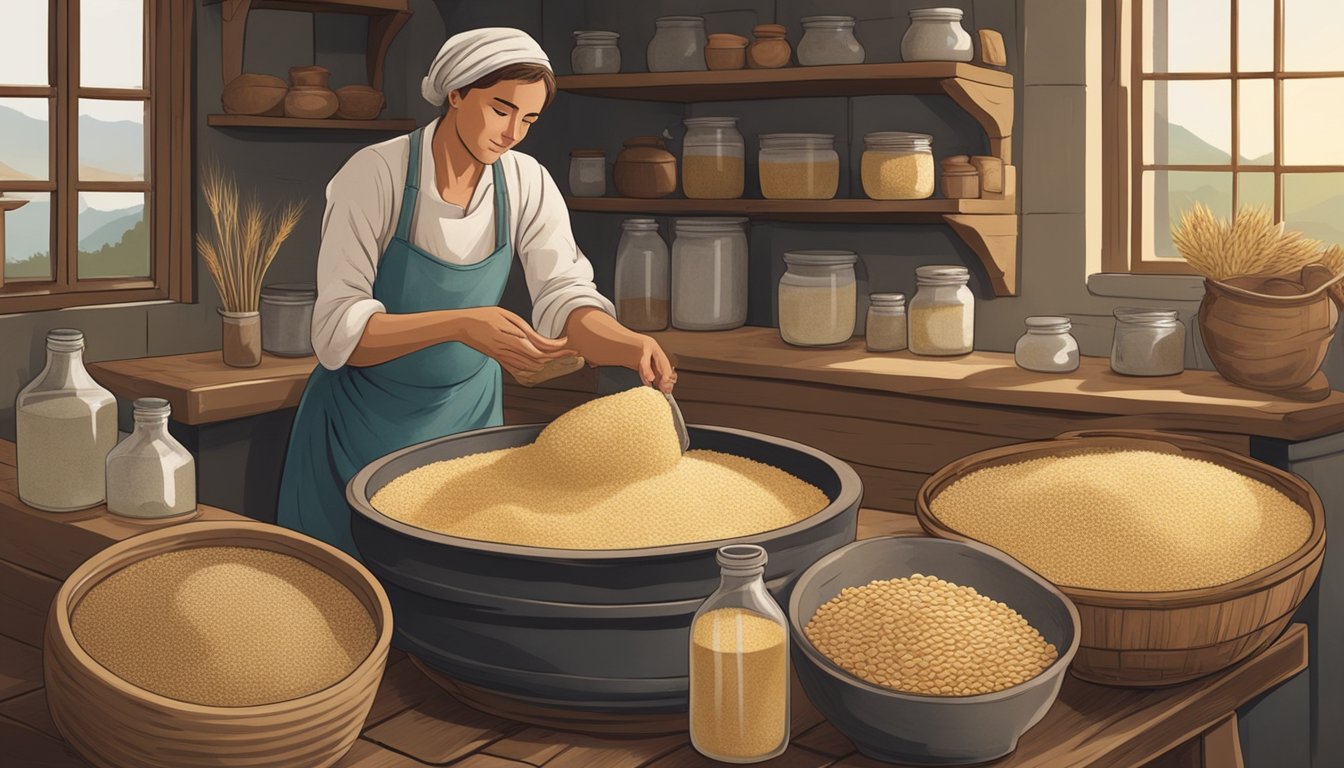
xmin=221 ymin=73 xmax=287 ymax=116
xmin=335 ymin=85 xmax=385 ymax=120
xmin=288 ymin=65 xmax=331 ymax=88
xmin=284 ymin=86 xmax=339 ymax=119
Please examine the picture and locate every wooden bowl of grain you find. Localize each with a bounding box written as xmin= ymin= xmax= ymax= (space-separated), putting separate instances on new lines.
xmin=916 ymin=430 xmax=1325 ymax=687
xmin=44 ymin=520 xmax=393 ymax=768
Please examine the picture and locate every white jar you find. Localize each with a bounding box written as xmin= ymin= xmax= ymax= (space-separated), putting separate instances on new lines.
xmin=758 ymin=133 xmax=840 ymax=200
xmin=682 ymin=117 xmax=745 ymax=200
xmin=672 ymin=217 xmax=749 ymax=331
xmin=572 ymin=30 xmax=621 ymax=74
xmin=866 ymin=293 xmax=908 ymax=352
xmin=648 ymin=16 xmax=707 ymax=72
xmin=569 ymin=149 xmax=606 ymax=197
xmin=1015 ymin=316 xmax=1079 ymax=373
xmin=778 ymin=250 xmax=858 ymax=347
xmin=797 ymin=16 xmax=865 ymax=65
xmin=105 ymin=397 xmax=196 ymax=519
xmin=862 ymin=132 xmax=935 ymax=200
xmin=908 ymin=265 xmax=974 ymax=355
xmin=1110 ymin=308 xmax=1186 ymax=376
xmin=615 ymin=218 xmax=670 ymax=332
xmin=901 ymin=7 xmax=974 ymax=62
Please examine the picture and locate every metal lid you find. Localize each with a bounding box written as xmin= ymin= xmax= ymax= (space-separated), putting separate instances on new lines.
xmin=717 ymin=543 xmax=767 ymax=571
xmin=910 ymin=7 xmax=965 ymax=20
xmin=621 ymin=217 xmax=660 ymax=230
xmin=655 ymin=15 xmax=704 ymax=26
xmin=573 ymin=30 xmax=619 ymax=39
xmin=915 ymin=265 xmax=970 ymax=285
xmin=675 ymin=216 xmax=748 ymax=232
xmin=784 ymin=249 xmax=858 ymax=267
xmin=865 ymin=131 xmax=934 ymax=149
xmin=569 ymin=148 xmax=605 ymax=157
xmin=683 ymin=116 xmax=739 ymax=127
xmin=801 ymin=15 xmax=856 ymax=26
xmin=47 ymin=328 xmax=84 ymax=342
xmin=132 ymin=397 xmax=171 ymax=415
xmin=869 ymin=292 xmax=907 ymax=306
xmin=1113 ymin=307 xmax=1180 ymax=325
xmin=1025 ymin=315 xmax=1072 ymax=331
xmin=759 ymin=132 xmax=836 ymax=149
xmin=261 ymin=282 xmax=317 ymax=306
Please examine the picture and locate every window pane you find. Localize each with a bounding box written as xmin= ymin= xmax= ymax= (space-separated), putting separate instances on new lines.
xmin=1237 ymin=172 xmax=1276 ymax=212
xmin=79 ymin=99 xmax=145 ymax=182
xmin=1144 ymin=81 xmax=1231 ymax=165
xmin=80 ymin=0 xmax=143 ymax=89
xmin=1283 ymin=79 xmax=1344 ymax=165
xmin=1285 ymin=0 xmax=1344 ymax=71
xmin=1238 ymin=0 xmax=1274 ymax=72
xmin=0 ymin=98 xmax=50 ymax=181
xmin=3 ymin=192 xmax=52 ymax=282
xmin=1284 ymin=174 xmax=1344 ymax=247
xmin=78 ymin=192 xmax=148 ymax=279
xmin=0 ymin=0 xmax=48 ymax=85
xmin=1238 ymin=79 xmax=1274 ymax=165
xmin=1143 ymin=171 xmax=1232 ymax=260
xmin=1143 ymin=0 xmax=1230 ymax=72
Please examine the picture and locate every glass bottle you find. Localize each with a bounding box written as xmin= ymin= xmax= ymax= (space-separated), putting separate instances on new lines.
xmin=1110 ymin=307 xmax=1186 ymax=376
xmin=689 ymin=544 xmax=790 ymax=763
xmin=797 ymin=15 xmax=865 ymax=65
xmin=105 ymin=397 xmax=197 ymax=519
xmin=908 ymin=265 xmax=974 ymax=355
xmin=778 ymin=250 xmax=858 ymax=347
xmin=1015 ymin=316 xmax=1080 ymax=373
xmin=568 ymin=149 xmax=607 ymax=197
xmin=671 ymin=217 xmax=749 ymax=331
xmin=648 ymin=16 xmax=708 ymax=72
xmin=15 ymin=328 xmax=117 ymax=511
xmin=682 ymin=117 xmax=745 ymax=200
xmin=615 ymin=218 xmax=670 ymax=331
xmin=866 ymin=292 xmax=908 ymax=352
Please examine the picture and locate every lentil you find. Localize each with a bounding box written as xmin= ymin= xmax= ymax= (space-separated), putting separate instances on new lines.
xmin=690 ymin=607 xmax=789 ymax=759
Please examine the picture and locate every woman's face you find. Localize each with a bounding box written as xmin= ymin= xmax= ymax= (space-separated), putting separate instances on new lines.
xmin=448 ymin=79 xmax=548 ymax=164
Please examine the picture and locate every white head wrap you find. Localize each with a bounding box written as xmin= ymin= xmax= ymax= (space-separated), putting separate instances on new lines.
xmin=421 ymin=27 xmax=552 ymax=107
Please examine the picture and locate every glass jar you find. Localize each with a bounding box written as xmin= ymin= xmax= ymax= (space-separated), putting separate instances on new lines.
xmin=908 ymin=265 xmax=974 ymax=355
xmin=672 ymin=217 xmax=749 ymax=331
xmin=1110 ymin=308 xmax=1186 ymax=376
xmin=105 ymin=397 xmax=197 ymax=519
xmin=682 ymin=117 xmax=745 ymax=200
xmin=571 ymin=30 xmax=621 ymax=74
xmin=1015 ymin=316 xmax=1079 ymax=373
xmin=866 ymin=292 xmax=908 ymax=352
xmin=569 ymin=149 xmax=606 ymax=197
xmin=901 ymin=7 xmax=974 ymax=62
xmin=15 ymin=329 xmax=117 ymax=512
xmin=797 ymin=15 xmax=865 ymax=65
xmin=615 ymin=218 xmax=670 ymax=331
xmin=862 ymin=132 xmax=935 ymax=200
xmin=778 ymin=250 xmax=858 ymax=347
xmin=689 ymin=544 xmax=790 ymax=763
xmin=758 ymin=134 xmax=840 ymax=200
xmin=648 ymin=16 xmax=707 ymax=72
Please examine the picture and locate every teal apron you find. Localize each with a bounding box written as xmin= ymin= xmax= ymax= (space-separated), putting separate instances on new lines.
xmin=277 ymin=127 xmax=513 ymax=557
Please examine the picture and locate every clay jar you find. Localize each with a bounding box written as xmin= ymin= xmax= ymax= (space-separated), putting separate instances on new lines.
xmin=748 ymin=24 xmax=791 ymax=68
xmin=288 ymin=65 xmax=331 ymax=88
xmin=221 ymin=74 xmax=287 ymax=116
xmin=614 ymin=137 xmax=677 ymax=198
xmin=705 ymin=33 xmax=748 ymax=70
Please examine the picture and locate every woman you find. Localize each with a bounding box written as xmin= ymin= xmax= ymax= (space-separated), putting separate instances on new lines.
xmin=278 ymin=28 xmax=676 ymax=557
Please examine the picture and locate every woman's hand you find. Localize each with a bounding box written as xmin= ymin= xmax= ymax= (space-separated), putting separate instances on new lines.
xmin=563 ymin=307 xmax=677 ymax=393
xmin=447 ymin=306 xmax=577 ymax=378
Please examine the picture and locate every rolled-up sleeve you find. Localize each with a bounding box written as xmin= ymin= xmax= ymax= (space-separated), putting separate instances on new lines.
xmin=312 ymin=150 xmax=396 ymax=370
xmin=513 ymin=158 xmax=616 ymax=339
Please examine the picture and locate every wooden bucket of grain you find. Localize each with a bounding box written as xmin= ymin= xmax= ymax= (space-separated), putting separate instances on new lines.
xmin=44 ymin=521 xmax=393 ymax=768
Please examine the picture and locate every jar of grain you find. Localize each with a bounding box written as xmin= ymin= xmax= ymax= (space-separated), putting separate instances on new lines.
xmin=866 ymin=292 xmax=908 ymax=352
xmin=1015 ymin=316 xmax=1079 ymax=373
xmin=682 ymin=117 xmax=745 ymax=200
xmin=615 ymin=218 xmax=670 ymax=332
xmin=759 ymin=133 xmax=840 ymax=200
xmin=648 ymin=16 xmax=707 ymax=72
xmin=15 ymin=329 xmax=117 ymax=512
xmin=747 ymin=24 xmax=791 ymax=69
xmin=797 ymin=16 xmax=865 ymax=65
xmin=778 ymin=250 xmax=858 ymax=347
xmin=861 ymin=132 xmax=935 ymax=200
xmin=105 ymin=398 xmax=196 ymax=519
xmin=909 ymin=265 xmax=974 ymax=355
xmin=1110 ymin=307 xmax=1185 ymax=376
xmin=568 ymin=149 xmax=606 ymax=197
xmin=672 ymin=217 xmax=749 ymax=331
xmin=690 ymin=544 xmax=790 ymax=763
xmin=571 ymin=30 xmax=621 ymax=74
xmin=901 ymin=7 xmax=974 ymax=62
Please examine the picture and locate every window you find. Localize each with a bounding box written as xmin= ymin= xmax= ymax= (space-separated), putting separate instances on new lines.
xmin=1104 ymin=0 xmax=1344 ymax=274
xmin=0 ymin=0 xmax=192 ymax=313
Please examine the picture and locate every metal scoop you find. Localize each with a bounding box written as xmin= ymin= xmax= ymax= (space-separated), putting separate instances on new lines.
xmin=665 ymin=391 xmax=690 ymax=454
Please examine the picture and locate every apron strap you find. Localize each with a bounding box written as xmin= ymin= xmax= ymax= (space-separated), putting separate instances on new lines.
xmin=491 ymin=160 xmax=509 ymax=251
xmin=396 ymin=127 xmax=425 ymax=243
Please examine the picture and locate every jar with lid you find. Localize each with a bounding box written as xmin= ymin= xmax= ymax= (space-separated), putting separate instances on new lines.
xmin=689 ymin=544 xmax=790 ymax=763
xmin=682 ymin=117 xmax=745 ymax=200
xmin=861 ymin=132 xmax=935 ymax=200
xmin=105 ymin=397 xmax=197 ymax=519
xmin=260 ymin=282 xmax=317 ymax=357
xmin=614 ymin=137 xmax=677 ymax=198
xmin=1110 ymin=308 xmax=1186 ymax=376
xmin=648 ymin=16 xmax=707 ymax=72
xmin=778 ymin=251 xmax=858 ymax=347
xmin=901 ymin=7 xmax=974 ymax=62
xmin=15 ymin=328 xmax=117 ymax=512
xmin=759 ymin=134 xmax=840 ymax=200
xmin=940 ymin=155 xmax=980 ymax=199
xmin=748 ymin=24 xmax=791 ymax=68
xmin=672 ymin=217 xmax=749 ymax=331
xmin=908 ymin=265 xmax=974 ymax=355
xmin=797 ymin=16 xmax=865 ymax=65
xmin=1015 ymin=316 xmax=1079 ymax=373
xmin=571 ymin=30 xmax=621 ymax=74
xmin=568 ymin=149 xmax=606 ymax=197
xmin=615 ymin=218 xmax=670 ymax=332
xmin=866 ymin=293 xmax=908 ymax=352
xmin=705 ymin=33 xmax=749 ymax=70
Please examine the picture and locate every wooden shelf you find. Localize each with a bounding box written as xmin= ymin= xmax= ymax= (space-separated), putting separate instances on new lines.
xmin=206 ymin=0 xmax=408 ymax=13
xmin=207 ymin=114 xmax=417 ymax=131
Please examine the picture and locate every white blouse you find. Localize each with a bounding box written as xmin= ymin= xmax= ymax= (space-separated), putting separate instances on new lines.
xmin=311 ymin=117 xmax=615 ymax=371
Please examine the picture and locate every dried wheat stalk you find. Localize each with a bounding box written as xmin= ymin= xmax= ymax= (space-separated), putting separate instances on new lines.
xmin=1172 ymin=203 xmax=1340 ymax=288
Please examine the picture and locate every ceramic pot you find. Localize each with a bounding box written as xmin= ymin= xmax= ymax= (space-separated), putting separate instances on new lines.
xmin=219 ymin=309 xmax=262 ymax=368
xmin=285 ymin=86 xmax=339 ymax=119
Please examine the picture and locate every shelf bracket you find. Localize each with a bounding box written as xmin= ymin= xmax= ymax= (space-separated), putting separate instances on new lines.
xmin=941 ymin=78 xmax=1014 ymax=164
xmin=221 ymin=0 xmax=254 ymax=85
xmin=943 ymin=214 xmax=1018 ymax=297
xmin=367 ymin=10 xmax=411 ymax=92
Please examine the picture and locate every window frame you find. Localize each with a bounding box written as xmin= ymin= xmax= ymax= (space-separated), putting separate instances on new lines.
xmin=0 ymin=0 xmax=192 ymax=313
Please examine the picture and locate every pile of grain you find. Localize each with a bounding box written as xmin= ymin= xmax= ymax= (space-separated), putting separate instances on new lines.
xmin=71 ymin=546 xmax=376 ymax=707
xmin=759 ymin=160 xmax=840 ymax=200
xmin=909 ymin=304 xmax=973 ymax=355
xmin=690 ymin=607 xmax=789 ymax=759
xmin=861 ymin=152 xmax=934 ymax=200
xmin=372 ymin=387 xmax=827 ymax=549
xmin=929 ymin=449 xmax=1313 ymax=591
xmin=682 ymin=155 xmax=745 ymax=199
xmin=805 ymin=574 xmax=1057 ymax=696
xmin=779 ymin=283 xmax=857 ymax=346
